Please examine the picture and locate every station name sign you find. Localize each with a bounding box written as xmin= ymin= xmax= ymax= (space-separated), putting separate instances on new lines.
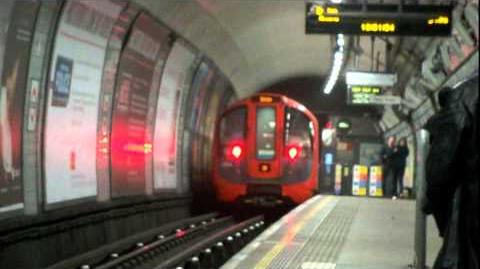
xmin=306 ymin=2 xmax=452 ymax=36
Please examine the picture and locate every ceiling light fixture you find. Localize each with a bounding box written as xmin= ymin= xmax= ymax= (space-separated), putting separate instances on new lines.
xmin=323 ymin=33 xmax=345 ymax=94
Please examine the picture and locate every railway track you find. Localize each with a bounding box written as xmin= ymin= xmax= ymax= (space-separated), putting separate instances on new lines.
xmin=49 ymin=213 xmax=265 ymax=269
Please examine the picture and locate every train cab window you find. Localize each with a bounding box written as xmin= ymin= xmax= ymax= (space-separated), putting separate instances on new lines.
xmin=256 ymin=107 xmax=276 ymax=160
xmin=284 ymin=107 xmax=313 ymax=159
xmin=219 ymin=106 xmax=246 ymax=155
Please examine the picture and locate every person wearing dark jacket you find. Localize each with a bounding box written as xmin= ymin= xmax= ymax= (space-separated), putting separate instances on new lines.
xmin=423 ymin=74 xmax=479 ymax=269
xmin=381 ymin=136 xmax=395 ymax=197
xmin=391 ymin=138 xmax=409 ymax=199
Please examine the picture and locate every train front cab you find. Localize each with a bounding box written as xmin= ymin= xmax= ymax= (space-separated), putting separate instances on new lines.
xmin=213 ymin=94 xmax=319 ymax=205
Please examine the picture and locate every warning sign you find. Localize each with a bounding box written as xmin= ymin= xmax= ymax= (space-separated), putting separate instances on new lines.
xmin=334 ymin=164 xmax=342 ymax=195
xmin=27 ymin=108 xmax=36 ymax=131
xmin=30 ymin=79 xmax=39 ymax=103
xmin=369 ymin=166 xmax=384 ymax=197
xmin=352 ymin=165 xmax=368 ymax=196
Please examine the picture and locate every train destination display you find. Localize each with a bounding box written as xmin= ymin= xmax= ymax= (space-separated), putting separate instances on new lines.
xmin=306 ymin=2 xmax=452 ymax=36
xmin=347 ymin=85 xmax=382 ymax=105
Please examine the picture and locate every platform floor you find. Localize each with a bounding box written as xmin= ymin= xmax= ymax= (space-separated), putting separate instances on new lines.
xmin=222 ymin=195 xmax=442 ymax=269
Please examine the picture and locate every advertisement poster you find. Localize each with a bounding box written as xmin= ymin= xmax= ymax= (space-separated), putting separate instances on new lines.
xmin=44 ymin=0 xmax=122 ymax=204
xmin=153 ymin=42 xmax=196 ymax=190
xmin=334 ymin=164 xmax=342 ymax=195
xmin=352 ymin=165 xmax=368 ymax=196
xmin=110 ymin=13 xmax=169 ymax=197
xmin=0 ymin=0 xmax=15 ymax=78
xmin=51 ymin=55 xmax=73 ymax=107
xmin=369 ymin=166 xmax=383 ymax=197
xmin=0 ymin=1 xmax=39 ymax=212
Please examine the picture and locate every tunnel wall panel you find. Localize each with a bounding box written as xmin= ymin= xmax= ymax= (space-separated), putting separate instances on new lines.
xmin=177 ymin=42 xmax=202 ymax=195
xmin=110 ymin=12 xmax=171 ymax=198
xmin=143 ymin=22 xmax=173 ymax=196
xmin=153 ymin=41 xmax=197 ymax=192
xmin=199 ymin=75 xmax=229 ymax=181
xmin=43 ymin=0 xmax=123 ymax=205
xmin=185 ymin=61 xmax=215 ymax=188
xmin=96 ymin=2 xmax=136 ymax=201
xmin=0 ymin=1 xmax=40 ymax=212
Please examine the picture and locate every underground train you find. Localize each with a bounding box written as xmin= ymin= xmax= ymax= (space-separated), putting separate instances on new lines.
xmin=212 ymin=93 xmax=320 ymax=205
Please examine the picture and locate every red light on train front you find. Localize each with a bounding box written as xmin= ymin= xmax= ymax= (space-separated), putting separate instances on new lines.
xmin=286 ymin=145 xmax=301 ymax=161
xmin=225 ymin=141 xmax=245 ymax=162
xmin=231 ymin=145 xmax=243 ymax=160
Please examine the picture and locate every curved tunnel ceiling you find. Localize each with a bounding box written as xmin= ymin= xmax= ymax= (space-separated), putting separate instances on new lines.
xmin=135 ymin=0 xmax=477 ymax=129
xmin=135 ymin=0 xmax=333 ymax=97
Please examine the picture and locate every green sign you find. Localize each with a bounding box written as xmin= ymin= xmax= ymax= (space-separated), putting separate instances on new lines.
xmin=336 ymin=119 xmax=352 ymax=136
xmin=348 ymin=85 xmax=383 ymax=105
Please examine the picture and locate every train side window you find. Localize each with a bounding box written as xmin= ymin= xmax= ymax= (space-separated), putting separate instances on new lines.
xmin=284 ymin=107 xmax=313 ymax=158
xmin=256 ymin=107 xmax=276 ymax=160
xmin=219 ymin=106 xmax=247 ymax=152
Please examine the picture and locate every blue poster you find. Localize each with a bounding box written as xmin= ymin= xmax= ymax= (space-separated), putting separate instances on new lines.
xmin=51 ymin=55 xmax=73 ymax=107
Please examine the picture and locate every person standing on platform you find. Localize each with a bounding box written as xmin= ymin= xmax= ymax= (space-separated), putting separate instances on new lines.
xmin=391 ymin=138 xmax=409 ymax=199
xmin=423 ymin=74 xmax=479 ymax=269
xmin=381 ymin=136 xmax=395 ymax=197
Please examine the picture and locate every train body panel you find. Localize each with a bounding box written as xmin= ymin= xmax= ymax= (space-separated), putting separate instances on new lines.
xmin=213 ymin=93 xmax=319 ymax=205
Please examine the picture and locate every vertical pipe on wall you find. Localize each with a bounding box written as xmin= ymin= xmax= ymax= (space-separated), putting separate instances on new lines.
xmin=414 ymin=129 xmax=429 ymax=269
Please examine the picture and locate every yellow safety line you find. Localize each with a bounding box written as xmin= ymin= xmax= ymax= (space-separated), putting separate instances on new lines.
xmin=254 ymin=196 xmax=333 ymax=269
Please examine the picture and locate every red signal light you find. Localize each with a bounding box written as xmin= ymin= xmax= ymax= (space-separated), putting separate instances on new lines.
xmin=232 ymin=145 xmax=243 ymax=159
xmin=286 ymin=145 xmax=301 ymax=161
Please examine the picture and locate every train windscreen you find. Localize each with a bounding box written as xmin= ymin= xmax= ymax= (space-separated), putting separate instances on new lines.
xmin=218 ymin=106 xmax=247 ymax=181
xmin=220 ymin=106 xmax=246 ymax=145
xmin=256 ymin=107 xmax=276 ymax=160
xmin=283 ymin=107 xmax=314 ymax=182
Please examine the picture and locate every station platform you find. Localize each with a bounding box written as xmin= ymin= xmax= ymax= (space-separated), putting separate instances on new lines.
xmin=222 ymin=195 xmax=442 ymax=269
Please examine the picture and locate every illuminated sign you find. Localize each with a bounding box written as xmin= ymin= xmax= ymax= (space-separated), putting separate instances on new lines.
xmin=254 ymin=95 xmax=280 ymax=103
xmin=306 ymin=3 xmax=452 ymax=36
xmin=336 ymin=119 xmax=352 ymax=136
xmin=351 ymin=86 xmax=382 ymax=94
xmin=428 ymin=16 xmax=449 ymax=25
xmin=361 ymin=22 xmax=395 ymax=33
xmin=346 ymin=71 xmax=397 ymax=86
xmin=336 ymin=119 xmax=351 ymax=130
xmin=348 ymin=85 xmax=383 ymax=105
xmin=259 ymin=96 xmax=273 ymax=103
xmin=315 ymin=5 xmax=340 ymax=23
xmin=348 ymin=85 xmax=402 ymax=105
